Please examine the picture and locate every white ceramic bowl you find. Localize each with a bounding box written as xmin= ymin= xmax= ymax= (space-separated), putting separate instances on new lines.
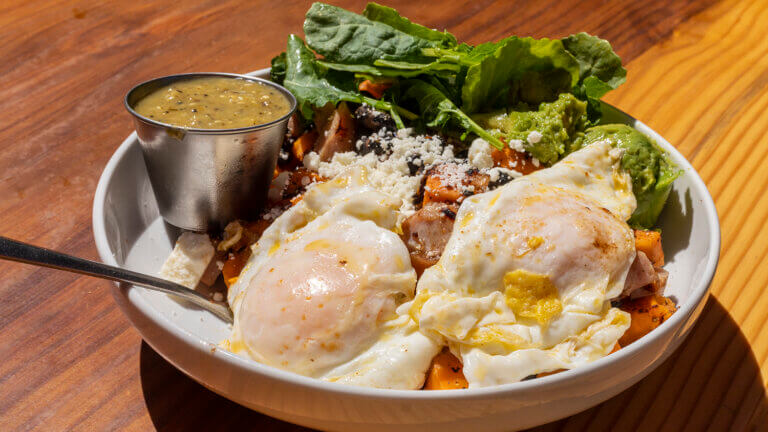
xmin=92 ymin=69 xmax=720 ymax=432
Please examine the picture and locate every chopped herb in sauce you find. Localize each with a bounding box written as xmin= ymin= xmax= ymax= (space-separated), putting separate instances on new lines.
xmin=134 ymin=77 xmax=290 ymax=129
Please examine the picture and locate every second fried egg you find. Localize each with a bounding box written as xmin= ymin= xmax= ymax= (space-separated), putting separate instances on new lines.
xmin=411 ymin=141 xmax=636 ymax=387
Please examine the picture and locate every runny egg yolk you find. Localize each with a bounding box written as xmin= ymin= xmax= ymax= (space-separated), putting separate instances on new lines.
xmin=503 ymin=270 xmax=563 ymax=325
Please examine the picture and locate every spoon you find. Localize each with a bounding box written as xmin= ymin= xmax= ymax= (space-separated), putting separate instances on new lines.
xmin=0 ymin=235 xmax=233 ymax=323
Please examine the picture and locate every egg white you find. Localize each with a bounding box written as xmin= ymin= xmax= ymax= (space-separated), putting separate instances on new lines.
xmin=227 ymin=167 xmax=440 ymax=389
xmin=410 ymin=141 xmax=636 ymax=387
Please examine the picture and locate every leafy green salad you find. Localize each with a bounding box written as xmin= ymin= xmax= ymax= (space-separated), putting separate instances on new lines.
xmin=270 ymin=2 xmax=680 ymax=228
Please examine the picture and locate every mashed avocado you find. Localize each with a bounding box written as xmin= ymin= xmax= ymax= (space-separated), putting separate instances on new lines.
xmin=577 ymin=124 xmax=681 ymax=228
xmin=474 ymin=94 xmax=678 ymax=228
xmin=473 ymin=93 xmax=587 ymax=165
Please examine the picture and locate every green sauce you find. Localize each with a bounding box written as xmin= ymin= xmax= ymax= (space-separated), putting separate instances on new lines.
xmin=134 ymin=77 xmax=291 ymax=129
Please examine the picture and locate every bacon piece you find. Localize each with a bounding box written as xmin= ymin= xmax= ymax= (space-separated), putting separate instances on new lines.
xmin=622 ymin=251 xmax=670 ymax=299
xmin=401 ymin=203 xmax=458 ymax=275
xmin=315 ymin=102 xmax=356 ymax=162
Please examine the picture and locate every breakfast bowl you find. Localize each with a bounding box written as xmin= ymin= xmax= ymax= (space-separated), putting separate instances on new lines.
xmin=93 ymin=68 xmax=720 ymax=431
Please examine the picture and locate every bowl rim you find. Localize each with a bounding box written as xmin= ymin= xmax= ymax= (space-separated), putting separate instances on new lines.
xmin=93 ymin=68 xmax=721 ymax=400
xmin=124 ymin=72 xmax=298 ymax=135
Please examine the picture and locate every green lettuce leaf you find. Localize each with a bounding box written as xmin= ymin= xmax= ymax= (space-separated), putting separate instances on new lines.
xmin=304 ymin=2 xmax=438 ymax=64
xmin=362 ymin=3 xmax=457 ymax=48
xmin=562 ymin=33 xmax=625 ymax=88
xmin=318 ymin=59 xmax=459 ymax=78
xmin=459 ymin=37 xmax=581 ymax=113
xmin=561 ymin=33 xmax=626 ymax=123
xmin=401 ymin=80 xmax=504 ymax=149
xmin=282 ymin=34 xmax=414 ymax=126
xmin=270 ymin=52 xmax=287 ymax=84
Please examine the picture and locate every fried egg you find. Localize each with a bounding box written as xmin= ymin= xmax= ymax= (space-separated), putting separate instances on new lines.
xmin=410 ymin=141 xmax=636 ymax=387
xmin=227 ymin=167 xmax=440 ymax=389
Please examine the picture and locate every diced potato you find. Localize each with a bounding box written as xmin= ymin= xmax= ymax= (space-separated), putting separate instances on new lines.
xmin=358 ymin=79 xmax=393 ymax=99
xmin=222 ymin=248 xmax=252 ymax=288
xmin=491 ymin=147 xmax=541 ymax=175
xmin=610 ymin=342 xmax=621 ymax=354
xmin=634 ymin=229 xmax=664 ymax=267
xmin=537 ymin=369 xmax=566 ymax=378
xmin=422 ymin=164 xmax=489 ymax=206
xmin=292 ymin=130 xmax=318 ymax=161
xmin=423 ymin=349 xmax=468 ymax=390
xmin=619 ymin=295 xmax=677 ymax=346
xmin=423 ymin=173 xmax=464 ymax=205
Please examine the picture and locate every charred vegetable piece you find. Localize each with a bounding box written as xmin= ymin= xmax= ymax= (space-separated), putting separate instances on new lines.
xmin=422 ymin=162 xmax=489 ymax=206
xmin=491 ymin=146 xmax=542 ymax=175
xmin=634 ymin=229 xmax=664 ymax=267
xmin=356 ymin=133 xmax=392 ymax=156
xmin=354 ymin=104 xmax=397 ymax=132
xmin=619 ymin=295 xmax=676 ymax=346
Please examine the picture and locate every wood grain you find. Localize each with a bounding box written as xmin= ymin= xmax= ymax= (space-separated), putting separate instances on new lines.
xmin=0 ymin=0 xmax=764 ymax=430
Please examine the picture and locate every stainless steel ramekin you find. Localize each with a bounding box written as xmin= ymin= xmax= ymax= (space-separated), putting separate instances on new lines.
xmin=125 ymin=72 xmax=296 ymax=231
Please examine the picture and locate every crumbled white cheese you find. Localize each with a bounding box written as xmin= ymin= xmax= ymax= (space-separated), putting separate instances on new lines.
xmin=311 ymin=131 xmax=455 ymax=215
xmin=432 ymin=162 xmax=475 ymax=192
xmin=527 ymin=131 xmax=543 ymax=144
xmin=159 ymin=232 xmax=215 ymax=289
xmin=396 ymin=128 xmax=414 ymax=139
xmin=532 ymin=157 xmax=541 ymax=167
xmin=268 ymin=171 xmax=290 ymax=201
xmin=303 ymin=151 xmax=321 ymax=171
xmin=262 ymin=206 xmax=284 ymax=220
xmin=488 ymin=167 xmax=522 ymax=183
xmin=361 ymin=103 xmax=385 ymax=117
xmin=468 ymin=138 xmax=494 ymax=169
xmin=508 ymin=139 xmax=525 ymax=152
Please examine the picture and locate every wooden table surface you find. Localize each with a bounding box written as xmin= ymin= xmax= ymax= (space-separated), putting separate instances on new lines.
xmin=1 ymin=0 xmax=767 ymax=430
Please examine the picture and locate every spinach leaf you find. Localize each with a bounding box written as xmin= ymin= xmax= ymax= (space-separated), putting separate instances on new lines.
xmin=270 ymin=52 xmax=287 ymax=84
xmin=459 ymin=37 xmax=580 ymax=113
xmin=401 ymin=80 xmax=504 ymax=149
xmin=373 ymin=58 xmax=460 ymax=73
xmin=562 ymin=33 xmax=626 ymax=89
xmin=304 ymin=2 xmax=435 ymax=64
xmin=318 ymin=59 xmax=459 ymax=78
xmin=362 ymin=3 xmax=457 ymax=48
xmin=283 ymin=34 xmax=415 ymax=127
xmin=561 ymin=33 xmax=626 ymax=123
